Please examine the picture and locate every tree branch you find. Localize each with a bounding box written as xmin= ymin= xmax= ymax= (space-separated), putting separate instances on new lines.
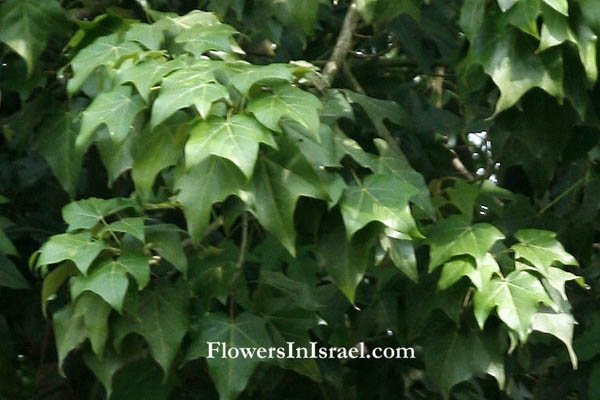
xmin=322 ymin=2 xmax=361 ymax=87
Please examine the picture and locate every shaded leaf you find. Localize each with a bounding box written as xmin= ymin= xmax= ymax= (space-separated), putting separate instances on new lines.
xmin=318 ymin=213 xmax=379 ymax=303
xmin=113 ymin=282 xmax=189 ymax=377
xmin=423 ymin=319 xmax=506 ymax=399
xmin=175 ymin=157 xmax=246 ymax=244
xmin=249 ymin=154 xmax=326 ymax=256
xmin=186 ymin=312 xmax=272 ymax=400
xmin=531 ymin=309 xmax=577 ymax=368
xmin=33 ymin=112 xmax=83 ymax=197
xmin=74 ymin=292 xmax=111 ymax=358
xmin=0 ymin=0 xmax=67 ymax=73
xmin=146 ymin=225 xmax=188 ymax=275
xmin=131 ymin=116 xmax=188 ymax=198
xmin=0 ymin=254 xmax=28 ymax=290
xmin=42 ymin=263 xmax=78 ymax=317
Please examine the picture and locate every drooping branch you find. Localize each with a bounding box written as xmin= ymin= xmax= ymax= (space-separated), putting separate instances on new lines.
xmin=322 ymin=2 xmax=361 ymax=87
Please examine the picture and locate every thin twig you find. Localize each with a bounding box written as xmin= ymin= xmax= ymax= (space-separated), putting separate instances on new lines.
xmin=538 ymin=176 xmax=586 ymax=215
xmin=433 ymin=67 xmax=474 ymax=180
xmin=342 ymin=63 xmax=365 ymax=94
xmin=236 ymin=212 xmax=248 ymax=268
xmin=322 ymin=2 xmax=361 ymax=86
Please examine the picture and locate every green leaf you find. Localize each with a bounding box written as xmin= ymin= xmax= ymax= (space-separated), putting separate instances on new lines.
xmin=0 ymin=0 xmax=67 ymax=74
xmin=175 ymin=23 xmax=239 ymax=57
xmin=543 ymin=0 xmax=568 ymax=15
xmin=67 ymin=35 xmax=142 ymax=94
xmin=318 ymin=214 xmax=379 ymax=303
xmin=282 ymin=122 xmax=344 ymax=169
xmin=263 ymin=307 xmax=321 ymax=381
xmin=373 ymin=139 xmax=434 ymax=218
xmin=460 ymin=0 xmax=486 ymax=38
xmin=356 ymin=0 xmax=378 ymax=23
xmin=125 ymin=23 xmax=165 ymax=51
xmin=339 ymin=173 xmax=420 ymax=239
xmin=423 ymin=319 xmax=506 ymax=399
xmin=506 ymin=0 xmax=541 ymax=38
xmin=175 ymin=157 xmax=246 ymax=244
xmin=343 ymin=90 xmax=409 ymax=137
xmin=426 ymin=215 xmax=505 ymax=271
xmin=445 ymin=180 xmax=480 ymax=220
xmin=118 ymin=57 xmax=185 ymax=102
xmin=116 ymin=239 xmax=151 ymax=290
xmin=439 ymin=253 xmax=500 ymax=291
xmin=131 ymin=116 xmax=187 ymax=198
xmin=186 ymin=312 xmax=272 ymax=400
xmin=544 ymin=266 xmax=583 ymax=301
xmin=288 ymin=0 xmax=320 ymax=35
xmin=53 ymin=304 xmax=88 ymax=374
xmin=590 ymin=362 xmax=600 ymax=399
xmin=96 ymin=129 xmax=135 ymax=184
xmin=113 ymin=283 xmax=189 ymax=378
xmin=473 ymin=269 xmax=553 ymax=340
xmin=42 ymin=263 xmax=78 ymax=317
xmin=511 ymin=229 xmax=578 ymax=275
xmin=227 ymin=62 xmax=295 ymax=96
xmin=0 ymin=254 xmax=28 ymax=290
xmin=62 ymin=197 xmax=137 ymax=232
xmin=78 ymin=86 xmax=146 ymax=148
xmin=497 ymin=0 xmax=518 ymax=12
xmin=249 ymin=154 xmax=326 ymax=256
xmin=150 ymin=66 xmax=229 ymax=128
xmin=36 ymin=232 xmax=106 ymax=274
xmin=247 ymin=84 xmax=321 ymax=139
xmin=70 ymin=257 xmax=130 ymax=312
xmin=146 ymin=225 xmax=188 ymax=275
xmin=381 ymin=237 xmax=418 ymax=282
xmin=0 ymin=228 xmax=17 ymax=256
xmin=185 ymin=114 xmax=277 ymax=178
xmin=537 ymin=5 xmax=575 ymax=52
xmin=574 ymin=24 xmax=598 ymax=84
xmin=33 ymin=112 xmax=84 ymax=197
xmin=531 ymin=309 xmax=577 ymax=368
xmin=74 ymin=292 xmax=112 ymax=358
xmin=83 ymin=347 xmax=139 ymax=400
xmin=470 ymin=29 xmax=564 ymax=115
xmin=99 ymin=217 xmax=145 ymax=243
xmin=259 ymin=270 xmax=320 ymax=310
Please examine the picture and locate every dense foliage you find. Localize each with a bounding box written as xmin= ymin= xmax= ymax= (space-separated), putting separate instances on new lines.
xmin=0 ymin=0 xmax=599 ymax=399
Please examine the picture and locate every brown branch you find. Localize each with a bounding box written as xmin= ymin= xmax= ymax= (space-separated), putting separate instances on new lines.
xmin=432 ymin=66 xmax=474 ymax=180
xmin=342 ymin=63 xmax=365 ymax=94
xmin=322 ymin=2 xmax=361 ymax=87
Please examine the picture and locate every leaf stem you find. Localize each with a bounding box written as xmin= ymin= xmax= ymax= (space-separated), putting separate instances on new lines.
xmin=100 ymin=216 xmax=121 ymax=245
xmin=538 ymin=175 xmax=587 ymax=215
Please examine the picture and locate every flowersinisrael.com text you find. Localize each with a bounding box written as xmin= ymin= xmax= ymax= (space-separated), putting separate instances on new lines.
xmin=206 ymin=342 xmax=415 ymax=360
